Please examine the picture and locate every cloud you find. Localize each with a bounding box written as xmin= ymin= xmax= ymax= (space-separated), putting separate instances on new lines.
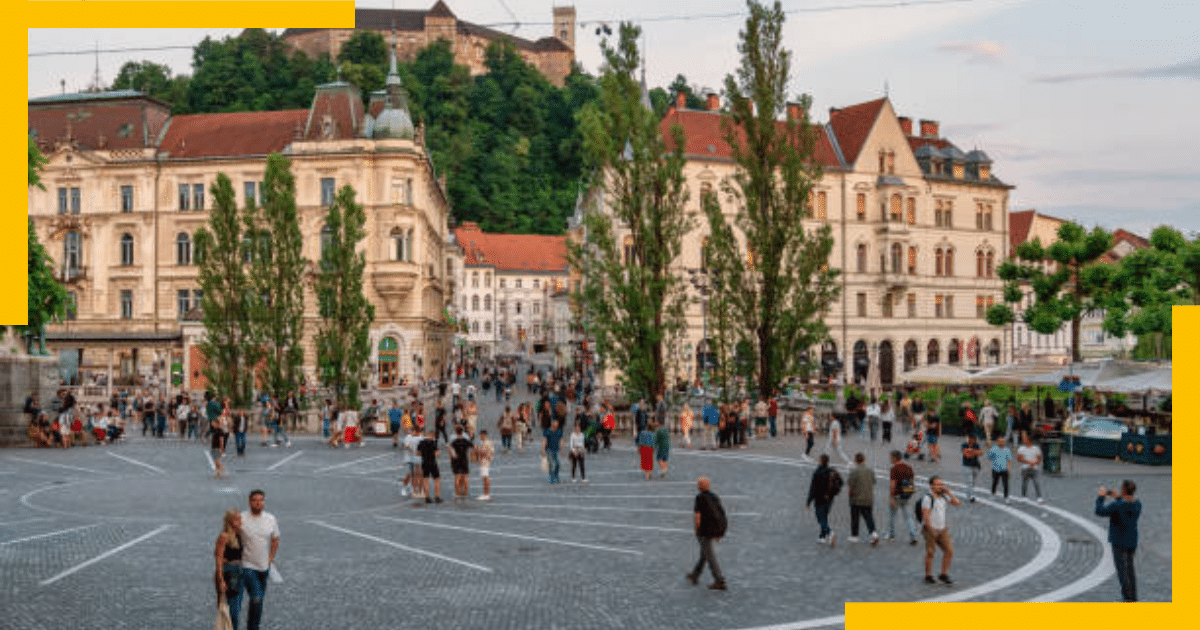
xmin=1041 ymin=169 xmax=1200 ymax=185
xmin=1031 ymin=200 xmax=1200 ymax=235
xmin=941 ymin=122 xmax=1005 ymax=137
xmin=1033 ymin=57 xmax=1200 ymax=83
xmin=936 ymin=40 xmax=1006 ymax=64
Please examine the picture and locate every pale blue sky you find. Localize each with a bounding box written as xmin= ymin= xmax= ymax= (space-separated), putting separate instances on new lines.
xmin=27 ymin=0 xmax=1200 ymax=234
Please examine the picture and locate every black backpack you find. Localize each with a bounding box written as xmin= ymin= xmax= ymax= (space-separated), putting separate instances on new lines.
xmin=915 ymin=493 xmax=934 ymax=524
xmin=710 ymin=494 xmax=728 ymax=537
xmin=827 ymin=469 xmax=844 ymax=498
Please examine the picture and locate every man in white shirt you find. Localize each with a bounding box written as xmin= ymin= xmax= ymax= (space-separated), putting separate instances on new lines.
xmin=232 ymin=489 xmax=279 ymax=630
xmin=919 ymin=475 xmax=961 ymax=586
xmin=826 ymin=415 xmax=850 ymax=465
xmin=403 ymin=426 xmax=425 ymax=498
xmin=1016 ymin=434 xmax=1044 ymax=502
xmin=980 ymin=400 xmax=998 ymax=446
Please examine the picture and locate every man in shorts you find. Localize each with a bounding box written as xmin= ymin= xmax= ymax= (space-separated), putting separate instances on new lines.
xmin=476 ymin=429 xmax=495 ymax=501
xmin=400 ymin=425 xmax=423 ymax=498
xmin=389 ymin=399 xmax=403 ymax=448
xmin=449 ymin=425 xmax=474 ymax=501
xmin=417 ymin=429 xmax=443 ymax=504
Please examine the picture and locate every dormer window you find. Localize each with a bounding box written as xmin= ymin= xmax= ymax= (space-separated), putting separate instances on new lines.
xmin=953 ymin=164 xmax=964 ymax=179
xmin=979 ymin=165 xmax=990 ymax=180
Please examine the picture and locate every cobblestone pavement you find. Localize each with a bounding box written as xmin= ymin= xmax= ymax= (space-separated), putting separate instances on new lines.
xmin=0 ymin=382 xmax=1171 ymax=629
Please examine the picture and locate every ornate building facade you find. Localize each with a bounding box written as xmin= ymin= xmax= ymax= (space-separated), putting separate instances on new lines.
xmin=28 ymin=49 xmax=455 ymax=394
xmin=282 ymin=1 xmax=576 ymax=87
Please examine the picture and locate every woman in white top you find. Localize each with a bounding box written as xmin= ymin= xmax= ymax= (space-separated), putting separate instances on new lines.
xmin=866 ymin=396 xmax=882 ymax=442
xmin=679 ymin=403 xmax=694 ymax=449
xmin=567 ymin=421 xmax=588 ymax=483
xmin=879 ymin=398 xmax=896 ymax=444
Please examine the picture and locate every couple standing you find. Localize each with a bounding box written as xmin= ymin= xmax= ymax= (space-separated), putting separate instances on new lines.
xmin=214 ymin=489 xmax=280 ymax=630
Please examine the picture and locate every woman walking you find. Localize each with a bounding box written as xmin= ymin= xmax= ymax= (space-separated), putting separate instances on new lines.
xmin=880 ymin=398 xmax=895 ymax=444
xmin=213 ymin=509 xmax=243 ymax=629
xmin=679 ymin=403 xmax=694 ymax=449
xmin=636 ymin=423 xmax=656 ymax=481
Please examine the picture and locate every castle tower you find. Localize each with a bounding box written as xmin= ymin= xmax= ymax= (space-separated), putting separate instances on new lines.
xmin=553 ymin=6 xmax=575 ymax=50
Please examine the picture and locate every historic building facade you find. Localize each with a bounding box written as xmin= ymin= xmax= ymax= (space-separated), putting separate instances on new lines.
xmin=28 ymin=52 xmax=455 ymax=394
xmin=282 ymin=1 xmax=576 ymax=87
xmin=585 ymin=93 xmax=1014 ymax=389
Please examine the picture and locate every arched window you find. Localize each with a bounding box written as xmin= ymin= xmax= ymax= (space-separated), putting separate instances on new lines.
xmin=471 ymin=295 xmax=480 ymax=311
xmin=907 ymin=246 xmax=917 ymax=275
xmin=176 ymin=232 xmax=192 ymax=266
xmin=472 ymin=271 xmax=479 ymax=288
xmin=977 ymin=250 xmax=985 ymax=278
xmin=904 ymin=340 xmax=919 ymax=372
xmin=484 ymin=294 xmax=491 ymax=311
xmin=935 ymin=248 xmax=944 ymax=276
xmin=927 ymin=339 xmax=940 ymax=365
xmin=856 ymin=193 xmax=866 ymax=221
xmin=120 ymin=233 xmax=134 ymax=266
xmin=945 ymin=248 xmax=955 ymax=276
xmin=890 ymin=243 xmax=902 ymax=274
xmin=986 ymin=251 xmax=995 ymax=278
xmin=63 ymin=231 xmax=81 ymax=277
xmin=948 ymin=339 xmax=961 ymax=364
xmin=856 ymin=243 xmax=868 ymax=273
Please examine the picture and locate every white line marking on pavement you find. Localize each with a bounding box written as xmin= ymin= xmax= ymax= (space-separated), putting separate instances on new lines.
xmin=351 ymin=464 xmax=404 ymax=475
xmin=313 ymin=453 xmax=392 ymax=473
xmin=204 ymin=450 xmax=216 ymax=471
xmin=0 ymin=517 xmax=52 ymax=527
xmin=376 ymin=514 xmax=644 ymax=556
xmin=494 ymin=481 xmax=698 ymax=488
xmin=489 ymin=493 xmax=749 ymax=500
xmin=307 ymin=520 xmax=492 ymax=573
xmin=39 ymin=524 xmax=172 ymax=586
xmin=467 ymin=501 xmax=759 ymax=517
xmin=1 ymin=523 xmax=101 ymax=547
xmin=106 ymin=451 xmax=166 ymax=474
xmin=266 ymin=450 xmax=304 ymax=471
xmin=7 ymin=457 xmax=110 ymax=476
xmin=414 ymin=509 xmax=693 ymax=533
xmin=1026 ymin=503 xmax=1114 ymax=602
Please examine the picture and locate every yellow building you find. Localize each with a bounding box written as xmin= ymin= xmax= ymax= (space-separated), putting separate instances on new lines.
xmin=28 ymin=51 xmax=455 ymax=395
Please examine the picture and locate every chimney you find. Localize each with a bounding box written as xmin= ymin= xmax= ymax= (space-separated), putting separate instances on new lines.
xmin=706 ymin=93 xmax=720 ymax=111
xmin=919 ymin=119 xmax=939 ymax=138
xmin=786 ymin=101 xmax=804 ymax=121
xmin=676 ymin=90 xmax=687 ymax=110
xmin=898 ymin=116 xmax=913 ymax=136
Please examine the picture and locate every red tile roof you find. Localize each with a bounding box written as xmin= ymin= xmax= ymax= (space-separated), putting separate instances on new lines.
xmin=659 ymin=107 xmax=841 ymax=168
xmin=1009 ymin=209 xmax=1035 ymax=255
xmin=304 ymin=84 xmax=364 ymax=141
xmin=1112 ymin=229 xmax=1149 ymax=249
xmin=826 ymin=97 xmax=887 ymax=166
xmin=907 ymin=136 xmax=955 ymax=152
xmin=453 ymin=223 xmax=567 ymax=273
xmin=29 ymin=95 xmax=170 ymax=152
xmin=158 ymin=110 xmax=308 ymax=159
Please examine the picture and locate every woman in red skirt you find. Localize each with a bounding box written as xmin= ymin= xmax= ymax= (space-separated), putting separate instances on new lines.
xmin=636 ymin=423 xmax=656 ymax=481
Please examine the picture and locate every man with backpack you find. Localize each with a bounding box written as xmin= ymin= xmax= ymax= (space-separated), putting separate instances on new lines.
xmin=918 ymin=475 xmax=962 ymax=585
xmin=806 ymin=453 xmax=842 ymax=547
xmin=686 ymin=476 xmax=728 ymax=590
xmin=887 ymin=450 xmax=919 ymax=545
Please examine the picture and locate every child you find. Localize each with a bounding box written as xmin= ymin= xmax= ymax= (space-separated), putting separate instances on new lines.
xmin=654 ymin=419 xmax=671 ymax=478
xmin=399 ymin=426 xmax=421 ymax=497
xmin=449 ymin=425 xmax=474 ymax=500
xmin=568 ymin=422 xmax=587 ymax=483
xmin=905 ymin=430 xmax=925 ymax=461
xmin=476 ymin=430 xmax=495 ymax=500
xmin=636 ymin=423 xmax=656 ymax=481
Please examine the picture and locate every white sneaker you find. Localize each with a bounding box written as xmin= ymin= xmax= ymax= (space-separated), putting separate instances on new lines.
xmin=1036 ymin=497 xmax=1044 ymax=503
xmin=478 ymin=494 xmax=491 ymax=501
xmin=817 ymin=536 xmax=827 ymax=545
xmin=847 ymin=536 xmax=860 ymax=543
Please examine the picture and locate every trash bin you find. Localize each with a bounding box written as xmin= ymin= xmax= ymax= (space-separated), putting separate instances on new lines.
xmin=1042 ymin=438 xmax=1063 ymax=475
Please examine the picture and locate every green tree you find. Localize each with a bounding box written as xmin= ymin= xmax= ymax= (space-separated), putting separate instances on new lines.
xmin=314 ymin=185 xmax=375 ymax=409
xmin=111 ymin=60 xmax=182 ymax=103
xmin=249 ymin=153 xmax=307 ymax=399
xmin=338 ymin=31 xmax=388 ymax=68
xmin=1100 ymin=225 xmax=1199 ymax=358
xmin=704 ymin=0 xmax=841 ymax=400
xmin=987 ymin=221 xmax=1113 ymax=362
xmin=10 ymin=138 xmax=68 ymax=353
xmin=195 ymin=174 xmax=261 ymax=406
xmin=568 ymin=22 xmax=694 ymax=400
xmin=668 ymin=74 xmax=707 ymax=109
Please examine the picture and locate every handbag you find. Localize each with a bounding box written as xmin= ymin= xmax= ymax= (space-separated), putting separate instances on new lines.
xmin=539 ymin=454 xmax=549 ymax=472
xmin=214 ymin=595 xmax=233 ymax=630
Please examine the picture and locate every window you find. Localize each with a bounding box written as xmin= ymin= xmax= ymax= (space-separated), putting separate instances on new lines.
xmin=321 ymin=177 xmax=336 ymax=206
xmin=533 ymin=279 xmax=540 ymax=289
xmin=856 ymin=292 xmax=867 ymax=317
xmin=533 ymin=323 xmax=541 ymax=337
xmin=65 ymin=291 xmax=77 ymax=320
xmin=927 ymin=340 xmax=940 ymax=365
xmin=878 ymin=150 xmax=886 ymax=174
xmin=71 ymin=187 xmax=81 ymax=214
xmin=984 ymin=204 xmax=993 ymax=230
xmin=934 ymin=200 xmax=943 ymax=227
xmin=945 ymin=200 xmax=953 ymax=227
xmin=59 ymin=187 xmax=81 ymax=214
xmin=935 ymin=248 xmax=944 ymax=276
xmin=945 ymin=248 xmax=954 ymax=276
xmin=193 ymin=289 xmax=203 ymax=310
xmin=976 ymin=203 xmax=985 ymax=230
xmin=178 ymin=290 xmax=191 ymax=319
xmin=120 ymin=185 xmax=134 ymax=213
xmin=935 ymin=294 xmax=944 ymax=318
xmin=533 ymin=302 xmax=541 ymax=315
xmin=882 ymin=294 xmax=893 ymax=318
xmin=907 ymin=293 xmax=916 ymax=318
xmin=320 ymin=224 xmax=332 ymax=260
xmin=977 ymin=250 xmax=985 ymax=278
xmin=471 ymin=321 xmax=479 ymax=333
xmin=856 ymin=194 xmax=866 ymax=221
xmin=948 ymin=338 xmax=961 ymax=364
xmin=485 ymin=321 xmax=492 ymax=333
xmin=406 ymin=178 xmax=414 ymax=205
xmin=498 ymin=300 xmax=505 ymax=314
xmin=890 ymin=243 xmax=902 ymax=274
xmin=886 ymin=151 xmax=895 ymax=174
xmin=515 ymin=302 xmax=522 ymax=315
xmin=986 ymin=251 xmax=994 ymax=278
xmin=391 ymin=228 xmax=405 ymax=261
xmin=63 ymin=231 xmax=80 ymax=278
xmin=471 ymin=295 xmax=480 ymax=311
xmin=953 ymin=164 xmax=965 ymax=179
xmin=245 ymin=181 xmax=258 ymax=208
xmin=515 ymin=279 xmax=523 ymax=289
xmin=623 ymin=235 xmax=636 ymax=266
xmin=986 ymin=295 xmax=995 ymax=309
xmin=120 ymin=233 xmax=135 ymax=266
xmin=484 ymin=295 xmax=492 ymax=311
xmin=178 ymin=184 xmax=190 ymax=211
xmin=472 ymin=272 xmax=479 ymax=288
xmin=856 ymin=243 xmax=867 ymax=273
xmin=120 ymin=290 xmax=133 ymax=320
xmin=906 ymin=198 xmax=916 ymax=225
xmin=193 ymin=183 xmax=204 ymax=211
xmin=976 ymin=295 xmax=986 ymax=319
xmin=176 ymin=232 xmax=192 ymax=266
xmin=815 ymin=191 xmax=827 ymax=220
xmin=946 ymin=294 xmax=954 ymax=318
xmin=58 ymin=188 xmax=68 ymax=214
xmin=485 ymin=272 xmax=491 ymax=288
xmin=907 ymin=246 xmax=917 ymax=275
xmin=499 ymin=279 xmax=506 ymax=289
xmin=498 ymin=323 xmax=506 ymax=338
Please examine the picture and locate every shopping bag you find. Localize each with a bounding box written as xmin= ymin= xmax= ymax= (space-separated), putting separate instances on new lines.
xmin=539 ymin=454 xmax=548 ymax=472
xmin=214 ymin=597 xmax=233 ymax=630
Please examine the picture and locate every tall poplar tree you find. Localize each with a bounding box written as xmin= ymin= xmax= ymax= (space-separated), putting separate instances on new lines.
xmin=568 ymin=22 xmax=693 ymax=400
xmin=705 ymin=0 xmax=841 ymax=399
xmin=14 ymin=138 xmax=69 ymax=353
xmin=195 ymin=174 xmax=260 ymax=406
xmin=314 ymin=185 xmax=375 ymax=409
xmin=250 ymin=153 xmax=307 ymax=398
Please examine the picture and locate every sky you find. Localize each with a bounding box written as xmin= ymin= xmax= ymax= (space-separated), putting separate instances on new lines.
xmin=27 ymin=0 xmax=1200 ymax=236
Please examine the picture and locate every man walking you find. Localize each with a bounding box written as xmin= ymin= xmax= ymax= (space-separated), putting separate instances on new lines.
xmin=801 ymin=405 xmax=816 ymax=457
xmin=1016 ymin=434 xmax=1044 ymax=502
xmin=980 ymin=399 xmax=998 ymax=445
xmin=827 ymin=413 xmax=850 ymax=465
xmin=686 ymin=476 xmax=728 ymax=590
xmin=806 ymin=453 xmax=840 ymax=547
xmin=847 ymin=452 xmax=879 ymax=545
xmin=919 ymin=475 xmax=961 ymax=585
xmin=960 ymin=434 xmax=983 ymax=503
xmin=987 ymin=436 xmax=1014 ymax=504
xmin=887 ymin=450 xmax=919 ymax=545
xmin=230 ymin=489 xmax=280 ymax=630
xmin=702 ymin=400 xmax=719 ymax=450
xmin=1095 ymin=480 xmax=1142 ymax=602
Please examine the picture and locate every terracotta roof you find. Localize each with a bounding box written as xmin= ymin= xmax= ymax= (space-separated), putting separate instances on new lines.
xmin=907 ymin=136 xmax=955 ymax=153
xmin=1112 ymin=229 xmax=1150 ymax=249
xmin=303 ymin=83 xmax=363 ymax=141
xmin=29 ymin=93 xmax=171 ymax=152
xmin=452 ymin=223 xmax=567 ymax=273
xmin=826 ymin=98 xmax=887 ymax=166
xmin=158 ymin=109 xmax=308 ymax=159
xmin=428 ymin=0 xmax=455 ymax=18
xmin=1009 ymin=209 xmax=1035 ymax=255
xmin=659 ymin=107 xmax=841 ymax=168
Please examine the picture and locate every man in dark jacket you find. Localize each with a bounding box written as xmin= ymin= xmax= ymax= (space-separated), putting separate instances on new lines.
xmin=1096 ymin=480 xmax=1142 ymax=602
xmin=686 ymin=476 xmax=727 ymax=590
xmin=806 ymin=453 xmax=839 ymax=547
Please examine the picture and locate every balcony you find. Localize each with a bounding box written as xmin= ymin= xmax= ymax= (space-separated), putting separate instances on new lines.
xmin=878 ymin=270 xmax=908 ymax=292
xmin=58 ymin=265 xmax=88 ymax=284
xmin=371 ymin=261 xmax=419 ymax=314
xmin=876 ymin=219 xmax=910 ymax=236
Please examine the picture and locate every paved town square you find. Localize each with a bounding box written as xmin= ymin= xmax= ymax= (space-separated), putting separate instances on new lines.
xmin=1 ymin=383 xmax=1171 ymax=630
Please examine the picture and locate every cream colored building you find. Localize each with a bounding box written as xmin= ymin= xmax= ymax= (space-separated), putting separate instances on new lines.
xmin=28 ymin=51 xmax=455 ymax=394
xmin=585 ymin=94 xmax=1014 ymax=390
xmin=282 ymin=1 xmax=576 ymax=87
